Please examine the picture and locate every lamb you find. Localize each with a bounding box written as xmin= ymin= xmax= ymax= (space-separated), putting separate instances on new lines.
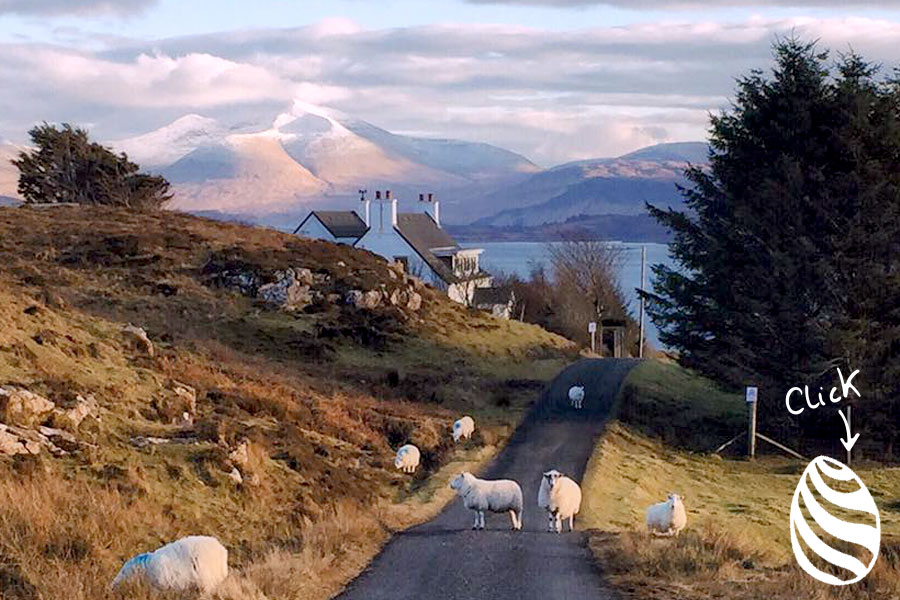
xmin=450 ymin=472 xmax=523 ymax=531
xmin=645 ymin=493 xmax=688 ymax=536
xmin=452 ymin=416 xmax=475 ymax=442
xmin=394 ymin=444 xmax=421 ymax=473
xmin=568 ymin=385 xmax=585 ymax=409
xmin=111 ymin=535 xmax=228 ymax=593
xmin=537 ymin=469 xmax=582 ymax=533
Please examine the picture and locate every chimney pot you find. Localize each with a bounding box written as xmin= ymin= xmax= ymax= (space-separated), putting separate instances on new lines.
xmin=386 ymin=190 xmax=392 ymax=200
xmin=428 ymin=193 xmax=434 ymax=202
xmin=375 ymin=190 xmax=382 ymax=200
xmin=419 ymin=193 xmax=424 ymax=202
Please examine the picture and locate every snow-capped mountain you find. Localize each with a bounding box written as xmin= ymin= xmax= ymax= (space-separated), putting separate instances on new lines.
xmin=110 ymin=101 xmax=539 ymax=219
xmin=0 ymin=139 xmax=22 ymax=201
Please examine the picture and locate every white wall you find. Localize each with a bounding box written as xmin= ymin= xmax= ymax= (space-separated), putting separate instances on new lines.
xmin=295 ymin=216 xmax=336 ymax=243
xmin=355 ymin=227 xmax=443 ymax=288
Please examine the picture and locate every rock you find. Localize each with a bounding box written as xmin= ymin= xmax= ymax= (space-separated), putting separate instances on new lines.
xmin=49 ymin=393 xmax=97 ymax=432
xmin=294 ymin=267 xmax=314 ymax=286
xmin=172 ymin=382 xmax=197 ymax=415
xmin=407 ymin=292 xmax=422 ymax=312
xmin=361 ymin=290 xmax=382 ymax=309
xmin=0 ymin=386 xmax=55 ymax=427
xmin=123 ymin=324 xmax=154 ymax=357
xmin=228 ymin=439 xmax=250 ymax=468
xmin=326 ymin=293 xmax=341 ymax=304
xmin=0 ymin=426 xmax=34 ymax=456
xmin=344 ymin=290 xmax=363 ymax=306
xmin=38 ymin=426 xmax=80 ymax=453
xmin=228 ymin=467 xmax=243 ymax=485
xmin=258 ymin=269 xmax=313 ymax=311
xmin=155 ymin=381 xmax=197 ymax=424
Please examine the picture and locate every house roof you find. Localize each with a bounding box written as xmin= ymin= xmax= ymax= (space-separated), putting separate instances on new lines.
xmin=394 ymin=213 xmax=462 ymax=283
xmin=298 ymin=211 xmax=368 ymax=239
xmin=473 ymin=286 xmax=515 ymax=306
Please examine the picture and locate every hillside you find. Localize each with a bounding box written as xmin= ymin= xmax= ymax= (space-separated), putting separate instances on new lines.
xmin=0 ymin=206 xmax=575 ymax=600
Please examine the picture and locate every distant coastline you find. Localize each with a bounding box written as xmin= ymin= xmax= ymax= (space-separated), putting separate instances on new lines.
xmin=447 ymin=212 xmax=672 ymax=244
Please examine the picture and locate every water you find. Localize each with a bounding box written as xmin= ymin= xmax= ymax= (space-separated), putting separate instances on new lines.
xmin=461 ymin=241 xmax=675 ymax=348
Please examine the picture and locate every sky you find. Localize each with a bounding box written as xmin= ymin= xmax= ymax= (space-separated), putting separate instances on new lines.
xmin=2 ymin=0 xmax=900 ymax=165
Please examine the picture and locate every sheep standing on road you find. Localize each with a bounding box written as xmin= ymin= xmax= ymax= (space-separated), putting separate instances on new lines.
xmin=537 ymin=469 xmax=582 ymax=533
xmin=452 ymin=416 xmax=475 ymax=442
xmin=568 ymin=385 xmax=585 ymax=409
xmin=645 ymin=493 xmax=688 ymax=536
xmin=450 ymin=472 xmax=523 ymax=531
xmin=111 ymin=535 xmax=228 ymax=593
xmin=394 ymin=444 xmax=421 ymax=473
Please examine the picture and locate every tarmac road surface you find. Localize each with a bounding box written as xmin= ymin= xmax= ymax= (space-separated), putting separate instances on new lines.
xmin=337 ymin=358 xmax=637 ymax=600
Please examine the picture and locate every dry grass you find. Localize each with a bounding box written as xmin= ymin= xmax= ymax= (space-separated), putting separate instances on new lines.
xmin=0 ymin=206 xmax=575 ymax=600
xmin=581 ymin=360 xmax=900 ymax=600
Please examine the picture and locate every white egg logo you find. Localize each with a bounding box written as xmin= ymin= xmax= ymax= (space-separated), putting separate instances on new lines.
xmin=790 ymin=456 xmax=881 ymax=585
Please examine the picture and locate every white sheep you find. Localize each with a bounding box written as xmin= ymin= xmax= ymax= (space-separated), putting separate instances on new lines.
xmin=568 ymin=385 xmax=585 ymax=409
xmin=111 ymin=535 xmax=228 ymax=593
xmin=394 ymin=444 xmax=421 ymax=473
xmin=450 ymin=471 xmax=523 ymax=531
xmin=645 ymin=493 xmax=688 ymax=536
xmin=452 ymin=416 xmax=475 ymax=442
xmin=537 ymin=469 xmax=582 ymax=533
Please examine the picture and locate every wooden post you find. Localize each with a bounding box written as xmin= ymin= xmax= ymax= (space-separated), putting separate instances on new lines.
xmin=746 ymin=386 xmax=758 ymax=460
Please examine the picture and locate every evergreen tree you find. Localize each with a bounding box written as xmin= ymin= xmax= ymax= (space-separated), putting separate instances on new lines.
xmin=13 ymin=123 xmax=171 ymax=210
xmin=646 ymin=39 xmax=900 ymax=450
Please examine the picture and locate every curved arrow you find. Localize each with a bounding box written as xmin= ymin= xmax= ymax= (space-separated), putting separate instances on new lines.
xmin=839 ymin=408 xmax=860 ymax=453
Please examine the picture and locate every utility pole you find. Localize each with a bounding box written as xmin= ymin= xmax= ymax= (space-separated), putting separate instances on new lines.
xmin=638 ymin=245 xmax=646 ymax=359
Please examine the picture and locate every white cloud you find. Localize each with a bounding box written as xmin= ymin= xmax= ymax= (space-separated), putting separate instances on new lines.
xmin=2 ymin=16 xmax=900 ymax=164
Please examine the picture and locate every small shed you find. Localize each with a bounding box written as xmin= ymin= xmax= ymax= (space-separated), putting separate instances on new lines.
xmin=473 ymin=287 xmax=516 ymax=320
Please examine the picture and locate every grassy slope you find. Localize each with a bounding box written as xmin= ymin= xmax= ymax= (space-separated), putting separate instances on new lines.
xmin=0 ymin=206 xmax=575 ymax=600
xmin=581 ymin=360 xmax=900 ymax=600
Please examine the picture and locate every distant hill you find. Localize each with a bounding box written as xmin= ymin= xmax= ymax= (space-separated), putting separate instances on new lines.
xmin=462 ymin=142 xmax=708 ymax=239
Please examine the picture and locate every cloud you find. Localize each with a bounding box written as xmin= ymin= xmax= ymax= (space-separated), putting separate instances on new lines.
xmin=2 ymin=16 xmax=900 ymax=164
xmin=0 ymin=0 xmax=156 ymax=16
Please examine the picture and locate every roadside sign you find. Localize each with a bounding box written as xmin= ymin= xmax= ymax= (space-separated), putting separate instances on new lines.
xmin=745 ymin=386 xmax=758 ymax=404
xmin=588 ymin=322 xmax=597 ymax=333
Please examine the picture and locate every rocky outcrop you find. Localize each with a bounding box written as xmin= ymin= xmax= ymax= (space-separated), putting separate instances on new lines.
xmin=48 ymin=394 xmax=98 ymax=432
xmin=0 ymin=386 xmax=55 ymax=428
xmin=123 ymin=324 xmax=154 ymax=357
xmin=257 ymin=268 xmax=314 ymax=311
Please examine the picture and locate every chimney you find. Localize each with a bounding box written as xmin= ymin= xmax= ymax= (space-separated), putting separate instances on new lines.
xmin=426 ymin=192 xmax=440 ymax=228
xmin=391 ymin=195 xmax=398 ymax=228
xmin=359 ymin=189 xmax=370 ymax=227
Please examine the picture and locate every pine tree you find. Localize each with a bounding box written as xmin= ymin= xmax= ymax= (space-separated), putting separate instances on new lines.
xmin=13 ymin=123 xmax=171 ymax=210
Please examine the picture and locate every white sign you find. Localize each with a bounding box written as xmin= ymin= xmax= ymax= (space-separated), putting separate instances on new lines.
xmin=745 ymin=386 xmax=758 ymax=404
xmin=588 ymin=322 xmax=597 ymax=333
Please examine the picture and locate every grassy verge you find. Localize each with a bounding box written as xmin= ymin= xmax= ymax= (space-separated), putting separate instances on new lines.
xmin=581 ymin=359 xmax=900 ymax=600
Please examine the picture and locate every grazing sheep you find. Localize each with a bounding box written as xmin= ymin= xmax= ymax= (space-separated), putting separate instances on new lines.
xmin=452 ymin=416 xmax=475 ymax=442
xmin=645 ymin=493 xmax=688 ymax=536
xmin=568 ymin=385 xmax=585 ymax=409
xmin=537 ymin=469 xmax=582 ymax=533
xmin=111 ymin=535 xmax=228 ymax=593
xmin=450 ymin=472 xmax=523 ymax=531
xmin=394 ymin=444 xmax=421 ymax=473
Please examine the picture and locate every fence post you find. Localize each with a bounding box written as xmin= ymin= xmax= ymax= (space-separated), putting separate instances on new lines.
xmin=746 ymin=386 xmax=758 ymax=460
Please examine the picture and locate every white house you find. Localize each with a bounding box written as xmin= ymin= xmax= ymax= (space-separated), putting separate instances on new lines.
xmin=292 ymin=210 xmax=369 ymax=245
xmin=293 ymin=191 xmax=495 ymax=307
xmin=355 ymin=192 xmax=493 ymax=305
